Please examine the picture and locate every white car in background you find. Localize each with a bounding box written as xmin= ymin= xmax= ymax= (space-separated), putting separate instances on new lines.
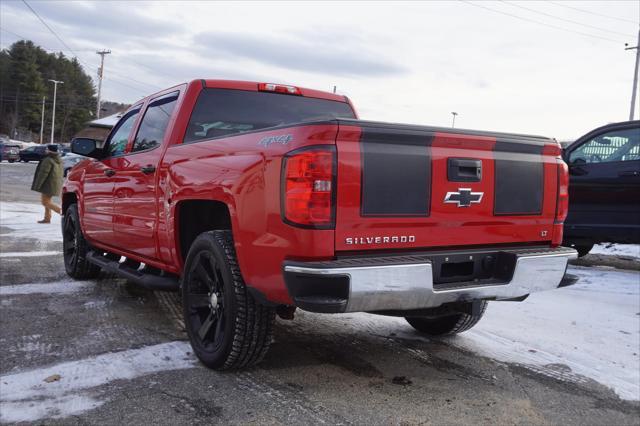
xmin=62 ymin=152 xmax=87 ymax=176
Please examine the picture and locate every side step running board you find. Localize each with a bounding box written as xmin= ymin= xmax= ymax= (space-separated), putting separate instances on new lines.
xmin=86 ymin=251 xmax=179 ymax=292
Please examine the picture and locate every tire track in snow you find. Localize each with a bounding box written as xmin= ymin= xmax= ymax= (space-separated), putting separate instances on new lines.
xmin=152 ymin=294 xmax=347 ymax=423
xmin=155 ymin=291 xmax=185 ymax=331
xmin=235 ymin=371 xmax=350 ymax=425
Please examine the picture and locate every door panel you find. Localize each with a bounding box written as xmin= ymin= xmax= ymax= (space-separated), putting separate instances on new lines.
xmin=565 ymin=125 xmax=640 ymax=242
xmin=112 ymin=92 xmax=179 ymax=260
xmin=81 ymin=158 xmax=118 ymax=245
xmin=112 ymin=151 xmax=163 ymax=259
xmin=81 ymin=108 xmax=141 ymax=247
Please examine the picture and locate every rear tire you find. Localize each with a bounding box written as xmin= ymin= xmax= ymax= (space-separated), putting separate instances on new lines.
xmin=182 ymin=230 xmax=276 ymax=370
xmin=405 ymin=301 xmax=488 ymax=336
xmin=575 ymin=244 xmax=594 ymax=257
xmin=63 ymin=204 xmax=100 ymax=279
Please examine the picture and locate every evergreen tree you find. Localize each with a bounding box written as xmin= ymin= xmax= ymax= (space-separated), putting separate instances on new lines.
xmin=0 ymin=40 xmax=98 ymax=142
xmin=7 ymin=41 xmax=46 ymax=133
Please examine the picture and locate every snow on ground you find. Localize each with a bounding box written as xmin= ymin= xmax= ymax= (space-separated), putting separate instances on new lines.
xmin=590 ymin=243 xmax=640 ymax=260
xmin=0 ymin=342 xmax=196 ymax=423
xmin=0 ymin=202 xmax=62 ymax=243
xmin=0 ymin=251 xmax=62 ymax=258
xmin=441 ymin=266 xmax=640 ymax=400
xmin=1 ymin=201 xmax=638 ymax=403
xmin=0 ymin=280 xmax=93 ymax=296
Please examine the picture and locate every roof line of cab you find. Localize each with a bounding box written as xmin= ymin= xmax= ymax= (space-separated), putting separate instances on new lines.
xmin=133 ymin=79 xmax=349 ymax=107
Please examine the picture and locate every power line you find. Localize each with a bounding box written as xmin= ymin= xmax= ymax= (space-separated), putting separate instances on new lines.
xmin=0 ymin=27 xmax=29 ymax=42
xmin=548 ymin=1 xmax=639 ymax=26
xmin=460 ymin=1 xmax=626 ymax=44
xmin=102 ymin=75 xmax=155 ymax=95
xmin=15 ymin=3 xmax=160 ymax=96
xmin=0 ymin=27 xmax=62 ymax=53
xmin=103 ymin=67 xmax=160 ymax=91
xmin=21 ymin=0 xmax=80 ymax=58
xmin=0 ymin=97 xmax=96 ymax=107
xmin=2 ymin=24 xmax=163 ymax=94
xmin=500 ymin=0 xmax=635 ymax=38
xmin=112 ymin=51 xmax=179 ymax=81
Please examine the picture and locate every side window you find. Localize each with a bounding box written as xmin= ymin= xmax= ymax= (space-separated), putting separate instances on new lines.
xmin=106 ymin=109 xmax=140 ymax=157
xmin=132 ymin=92 xmax=179 ymax=153
xmin=569 ymin=128 xmax=640 ymax=164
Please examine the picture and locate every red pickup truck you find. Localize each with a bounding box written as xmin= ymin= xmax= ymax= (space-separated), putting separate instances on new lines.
xmin=64 ymin=79 xmax=577 ymax=369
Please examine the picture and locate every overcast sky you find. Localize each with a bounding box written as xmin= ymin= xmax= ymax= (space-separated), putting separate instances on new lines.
xmin=1 ymin=0 xmax=638 ymax=140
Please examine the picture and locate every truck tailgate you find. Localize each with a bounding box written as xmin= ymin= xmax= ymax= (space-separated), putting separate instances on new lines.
xmin=335 ymin=120 xmax=561 ymax=252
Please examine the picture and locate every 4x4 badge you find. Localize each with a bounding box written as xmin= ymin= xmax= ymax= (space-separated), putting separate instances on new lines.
xmin=444 ymin=188 xmax=483 ymax=207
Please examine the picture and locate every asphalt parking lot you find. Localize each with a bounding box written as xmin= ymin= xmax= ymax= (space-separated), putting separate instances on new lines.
xmin=1 ymin=162 xmax=639 ymax=425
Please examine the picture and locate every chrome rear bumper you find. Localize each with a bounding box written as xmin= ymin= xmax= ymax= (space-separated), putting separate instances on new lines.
xmin=283 ymin=247 xmax=577 ymax=313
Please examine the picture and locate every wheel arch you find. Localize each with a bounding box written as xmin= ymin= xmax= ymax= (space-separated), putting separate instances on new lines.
xmin=174 ymin=199 xmax=236 ymax=265
xmin=62 ymin=191 xmax=78 ymax=215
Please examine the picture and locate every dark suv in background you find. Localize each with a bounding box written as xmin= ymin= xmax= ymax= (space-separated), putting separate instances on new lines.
xmin=19 ymin=145 xmax=48 ymax=162
xmin=563 ymin=120 xmax=640 ymax=256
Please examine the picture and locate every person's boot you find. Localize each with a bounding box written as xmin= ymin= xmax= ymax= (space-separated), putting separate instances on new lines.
xmin=37 ymin=219 xmax=50 ymax=224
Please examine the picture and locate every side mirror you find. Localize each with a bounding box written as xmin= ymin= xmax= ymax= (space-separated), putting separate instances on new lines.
xmin=71 ymin=138 xmax=103 ymax=159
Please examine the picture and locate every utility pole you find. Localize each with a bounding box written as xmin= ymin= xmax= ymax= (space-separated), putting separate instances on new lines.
xmin=96 ymin=49 xmax=111 ymax=119
xmin=39 ymin=97 xmax=45 ymax=144
xmin=451 ymin=111 xmax=458 ymax=128
xmin=625 ymin=29 xmax=640 ymax=121
xmin=48 ymin=80 xmax=63 ymax=144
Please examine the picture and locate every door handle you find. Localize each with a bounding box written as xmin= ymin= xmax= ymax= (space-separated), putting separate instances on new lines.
xmin=104 ymin=169 xmax=115 ymax=177
xmin=619 ymin=170 xmax=639 ymax=177
xmin=140 ymin=165 xmax=156 ymax=175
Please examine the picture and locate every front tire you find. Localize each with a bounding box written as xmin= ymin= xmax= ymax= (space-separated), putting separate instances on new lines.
xmin=182 ymin=230 xmax=276 ymax=370
xmin=405 ymin=301 xmax=488 ymax=336
xmin=63 ymin=204 xmax=100 ymax=279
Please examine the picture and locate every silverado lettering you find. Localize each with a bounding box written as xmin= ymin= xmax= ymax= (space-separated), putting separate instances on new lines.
xmin=62 ymin=79 xmax=578 ymax=370
xmin=345 ymin=236 xmax=417 ymax=245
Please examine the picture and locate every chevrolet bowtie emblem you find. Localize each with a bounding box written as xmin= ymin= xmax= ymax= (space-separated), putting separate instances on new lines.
xmin=444 ymin=188 xmax=484 ymax=207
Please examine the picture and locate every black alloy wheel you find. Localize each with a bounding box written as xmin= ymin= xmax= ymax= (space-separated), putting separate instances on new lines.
xmin=185 ymin=250 xmax=228 ymax=353
xmin=182 ymin=231 xmax=276 ymax=370
xmin=62 ymin=204 xmax=100 ymax=279
xmin=63 ymin=212 xmax=78 ymax=269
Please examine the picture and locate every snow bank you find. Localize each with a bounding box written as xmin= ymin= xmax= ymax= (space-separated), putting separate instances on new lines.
xmin=590 ymin=243 xmax=640 ymax=260
xmin=445 ymin=266 xmax=640 ymax=400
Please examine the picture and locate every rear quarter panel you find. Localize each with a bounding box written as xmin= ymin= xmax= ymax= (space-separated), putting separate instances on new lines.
xmin=162 ymin=124 xmax=340 ymax=304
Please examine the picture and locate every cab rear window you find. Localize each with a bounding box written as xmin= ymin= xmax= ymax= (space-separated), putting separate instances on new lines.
xmin=184 ymin=88 xmax=355 ymax=144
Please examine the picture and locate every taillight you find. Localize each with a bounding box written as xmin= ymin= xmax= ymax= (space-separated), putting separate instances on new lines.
xmin=556 ymin=160 xmax=569 ymax=223
xmin=552 ymin=159 xmax=569 ymax=246
xmin=258 ymin=83 xmax=301 ymax=95
xmin=282 ymin=146 xmax=335 ymax=228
